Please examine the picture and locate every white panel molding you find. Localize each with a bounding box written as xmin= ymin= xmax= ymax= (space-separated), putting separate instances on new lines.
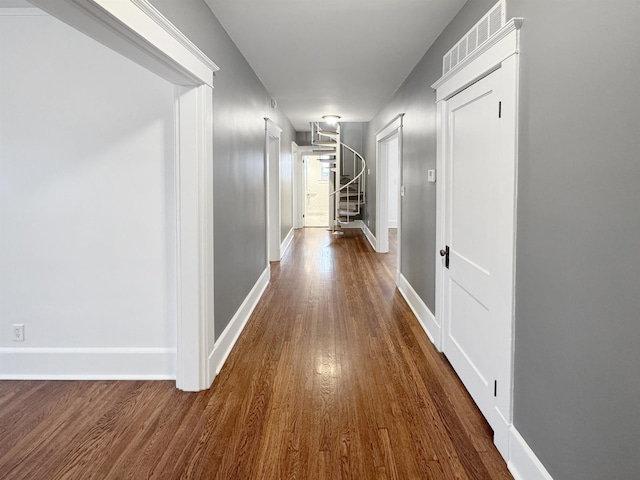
xmin=208 ymin=266 xmax=270 ymax=377
xmin=0 ymin=348 xmax=176 ymax=379
xmin=361 ymin=223 xmax=376 ymax=250
xmin=25 ymin=0 xmax=219 ymax=391
xmin=281 ymin=227 xmax=294 ymax=258
xmin=397 ymin=273 xmax=441 ymax=350
xmin=508 ymin=427 xmax=554 ymax=480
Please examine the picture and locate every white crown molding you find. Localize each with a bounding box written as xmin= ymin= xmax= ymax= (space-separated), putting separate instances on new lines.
xmin=130 ymin=0 xmax=219 ymax=73
xmin=432 ymin=18 xmax=523 ymax=93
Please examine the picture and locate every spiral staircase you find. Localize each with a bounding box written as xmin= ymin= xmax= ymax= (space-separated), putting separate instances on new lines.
xmin=310 ymin=122 xmax=366 ymax=234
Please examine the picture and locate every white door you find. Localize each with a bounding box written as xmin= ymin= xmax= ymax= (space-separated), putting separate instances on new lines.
xmin=304 ymin=158 xmax=329 ymax=227
xmin=441 ymin=69 xmax=504 ymax=428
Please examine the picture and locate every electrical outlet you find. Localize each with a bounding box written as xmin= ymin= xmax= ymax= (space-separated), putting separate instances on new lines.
xmin=12 ymin=324 xmax=24 ymax=342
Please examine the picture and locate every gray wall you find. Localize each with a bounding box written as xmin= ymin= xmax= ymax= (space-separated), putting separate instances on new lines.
xmin=340 ymin=122 xmax=366 ymax=178
xmin=364 ymin=0 xmax=496 ymax=308
xmin=509 ymin=1 xmax=640 ymax=478
xmin=366 ymin=0 xmax=640 ymax=478
xmin=149 ymin=0 xmax=296 ymax=339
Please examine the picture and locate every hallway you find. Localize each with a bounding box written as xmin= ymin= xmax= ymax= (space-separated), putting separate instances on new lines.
xmin=0 ymin=228 xmax=512 ymax=479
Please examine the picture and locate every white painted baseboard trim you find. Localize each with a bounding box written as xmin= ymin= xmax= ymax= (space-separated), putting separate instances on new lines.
xmin=280 ymin=227 xmax=294 ymax=258
xmin=0 ymin=347 xmax=176 ymax=379
xmin=508 ymin=426 xmax=554 ymax=480
xmin=388 ymin=220 xmax=398 ymax=228
xmin=208 ymin=265 xmax=270 ymax=378
xmin=397 ymin=273 xmax=442 ymax=351
xmin=340 ymin=220 xmax=363 ymax=229
xmin=362 ymin=223 xmax=376 ymax=250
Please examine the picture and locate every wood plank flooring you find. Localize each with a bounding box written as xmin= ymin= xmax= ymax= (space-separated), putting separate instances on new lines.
xmin=0 ymin=228 xmax=512 ymax=479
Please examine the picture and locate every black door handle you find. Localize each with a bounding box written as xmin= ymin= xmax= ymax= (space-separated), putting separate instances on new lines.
xmin=440 ymin=246 xmax=450 ymax=269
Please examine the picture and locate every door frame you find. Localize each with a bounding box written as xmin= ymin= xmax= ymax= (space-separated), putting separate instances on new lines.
xmin=28 ymin=0 xmax=219 ymax=391
xmin=432 ymin=18 xmax=522 ymax=456
xmin=302 ymin=154 xmax=331 ymax=228
xmin=265 ymin=118 xmax=282 ymax=262
xmin=294 ymin=145 xmax=321 ymax=229
xmin=375 ymin=114 xmax=404 ymax=271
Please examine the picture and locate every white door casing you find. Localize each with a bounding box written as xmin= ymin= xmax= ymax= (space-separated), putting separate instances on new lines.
xmin=433 ymin=18 xmax=522 ymax=457
xmin=304 ymin=157 xmax=330 ymax=227
xmin=375 ymin=114 xmax=404 ymax=264
xmin=265 ymin=118 xmax=282 ymax=262
xmin=28 ymin=0 xmax=219 ymax=391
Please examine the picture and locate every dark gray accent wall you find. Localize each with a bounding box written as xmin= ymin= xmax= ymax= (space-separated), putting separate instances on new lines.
xmin=364 ymin=0 xmax=495 ymax=309
xmin=508 ymin=1 xmax=640 ymax=478
xmin=149 ymin=0 xmax=295 ymax=339
xmin=366 ymin=0 xmax=640 ymax=478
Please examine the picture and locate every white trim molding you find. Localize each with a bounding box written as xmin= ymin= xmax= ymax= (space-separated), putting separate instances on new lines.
xmin=280 ymin=227 xmax=294 ymax=258
xmin=265 ymin=118 xmax=283 ymax=262
xmin=432 ymin=18 xmax=523 ymax=100
xmin=375 ymin=113 xmax=404 ymax=254
xmin=30 ymin=0 xmax=218 ymax=87
xmin=208 ymin=266 xmax=270 ymax=377
xmin=0 ymin=347 xmax=176 ymax=380
xmin=397 ymin=273 xmax=441 ymax=350
xmin=362 ymin=223 xmax=376 ymax=250
xmin=175 ymin=85 xmax=215 ymax=391
xmin=508 ymin=427 xmax=555 ymax=480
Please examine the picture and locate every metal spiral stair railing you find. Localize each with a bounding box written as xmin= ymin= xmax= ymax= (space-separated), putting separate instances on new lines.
xmin=311 ymin=122 xmax=366 ymax=233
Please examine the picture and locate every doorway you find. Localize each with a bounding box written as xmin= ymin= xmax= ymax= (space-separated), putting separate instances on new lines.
xmin=433 ymin=20 xmax=521 ymax=452
xmin=265 ymin=119 xmax=282 ymax=262
xmin=303 ymin=156 xmax=330 ymax=227
xmin=375 ymin=115 xmax=403 ymax=275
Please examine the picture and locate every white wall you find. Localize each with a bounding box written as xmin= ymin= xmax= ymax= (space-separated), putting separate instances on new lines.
xmin=0 ymin=10 xmax=177 ymax=378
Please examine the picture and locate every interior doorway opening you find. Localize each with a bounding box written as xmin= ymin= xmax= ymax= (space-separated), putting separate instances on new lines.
xmin=303 ymin=155 xmax=330 ymax=227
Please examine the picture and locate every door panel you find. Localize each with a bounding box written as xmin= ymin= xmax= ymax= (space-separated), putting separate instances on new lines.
xmin=443 ymin=69 xmax=501 ymax=426
xmin=304 ymin=158 xmax=329 ymax=227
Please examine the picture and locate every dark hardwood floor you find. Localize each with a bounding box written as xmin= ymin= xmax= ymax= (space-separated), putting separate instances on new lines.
xmin=0 ymin=228 xmax=512 ymax=479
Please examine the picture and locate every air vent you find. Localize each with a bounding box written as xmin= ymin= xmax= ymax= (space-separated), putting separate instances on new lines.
xmin=442 ymin=0 xmax=506 ymax=75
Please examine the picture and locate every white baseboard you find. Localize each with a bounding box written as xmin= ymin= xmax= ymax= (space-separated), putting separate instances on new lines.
xmin=388 ymin=220 xmax=398 ymax=228
xmin=362 ymin=223 xmax=376 ymax=250
xmin=397 ymin=273 xmax=442 ymax=351
xmin=207 ymin=265 xmax=270 ymax=379
xmin=0 ymin=347 xmax=176 ymax=380
xmin=508 ymin=426 xmax=554 ymax=480
xmin=340 ymin=220 xmax=363 ymax=229
xmin=280 ymin=227 xmax=294 ymax=258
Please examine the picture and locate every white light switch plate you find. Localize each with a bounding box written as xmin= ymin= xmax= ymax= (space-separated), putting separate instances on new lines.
xmin=428 ymin=169 xmax=436 ymax=182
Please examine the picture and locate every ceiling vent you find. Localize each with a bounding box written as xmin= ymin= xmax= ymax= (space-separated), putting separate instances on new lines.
xmin=442 ymin=0 xmax=506 ymax=75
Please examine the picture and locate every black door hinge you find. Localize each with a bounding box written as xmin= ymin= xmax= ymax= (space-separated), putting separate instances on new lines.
xmin=498 ymin=101 xmax=502 ymax=118
xmin=494 ymin=380 xmax=498 ymax=397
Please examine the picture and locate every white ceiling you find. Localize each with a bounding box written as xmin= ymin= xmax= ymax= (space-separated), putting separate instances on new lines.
xmin=204 ymin=0 xmax=467 ymax=131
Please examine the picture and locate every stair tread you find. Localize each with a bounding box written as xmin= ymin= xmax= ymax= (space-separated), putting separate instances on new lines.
xmin=318 ymin=129 xmax=339 ymax=138
xmin=314 ymin=140 xmax=338 ymax=146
